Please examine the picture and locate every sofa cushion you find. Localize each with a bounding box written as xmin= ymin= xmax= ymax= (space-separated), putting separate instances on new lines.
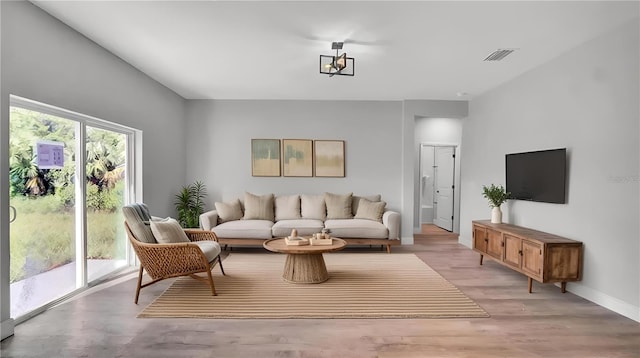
xmin=275 ymin=195 xmax=301 ymax=221
xmin=352 ymin=194 xmax=382 ymax=216
xmin=193 ymin=240 xmax=222 ymax=263
xmin=243 ymin=192 xmax=275 ymax=221
xmin=150 ymin=218 xmax=190 ymax=243
xmin=325 ymin=192 xmax=353 ymax=219
xmin=301 ymin=194 xmax=326 ymax=220
xmin=354 ymin=198 xmax=387 ymax=223
xmin=212 ymin=219 xmax=274 ymax=239
xmin=324 ymin=219 xmax=389 ymax=239
xmin=272 ymin=219 xmax=325 ymax=237
xmin=215 ymin=199 xmax=243 ymax=223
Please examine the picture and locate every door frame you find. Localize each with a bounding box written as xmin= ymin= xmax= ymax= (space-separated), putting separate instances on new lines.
xmin=7 ymin=95 xmax=139 ymax=323
xmin=416 ymin=142 xmax=460 ymax=234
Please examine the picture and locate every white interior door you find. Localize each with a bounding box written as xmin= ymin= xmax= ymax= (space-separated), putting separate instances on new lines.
xmin=433 ymin=147 xmax=455 ymax=231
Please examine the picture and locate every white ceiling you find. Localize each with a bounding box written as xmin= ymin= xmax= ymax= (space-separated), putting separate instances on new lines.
xmin=33 ymin=1 xmax=639 ymax=100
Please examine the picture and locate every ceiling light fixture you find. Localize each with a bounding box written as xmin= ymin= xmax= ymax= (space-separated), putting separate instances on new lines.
xmin=319 ymin=42 xmax=355 ymax=77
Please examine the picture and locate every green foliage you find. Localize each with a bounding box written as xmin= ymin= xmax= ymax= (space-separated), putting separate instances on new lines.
xmin=86 ymin=210 xmax=126 ymax=260
xmin=174 ymin=181 xmax=207 ymax=228
xmin=86 ymin=127 xmax=126 ymax=190
xmin=86 ymin=181 xmax=124 ymax=212
xmin=482 ymin=184 xmax=511 ymax=208
xmin=9 ymin=198 xmax=75 ymax=282
xmin=9 ymin=107 xmax=75 ymax=198
xmin=9 ymin=108 xmax=126 ymax=202
xmin=9 ymin=197 xmax=125 ymax=283
xmin=8 ymin=107 xmax=128 ymax=283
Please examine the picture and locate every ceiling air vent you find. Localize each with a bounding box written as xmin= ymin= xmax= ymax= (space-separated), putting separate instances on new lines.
xmin=484 ymin=49 xmax=516 ymax=61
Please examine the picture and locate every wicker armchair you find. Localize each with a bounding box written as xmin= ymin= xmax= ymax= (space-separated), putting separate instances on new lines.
xmin=123 ymin=203 xmax=225 ymax=304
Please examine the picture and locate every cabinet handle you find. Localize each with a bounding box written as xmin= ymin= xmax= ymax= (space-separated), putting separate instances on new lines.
xmin=501 ymin=241 xmax=504 ymax=247
xmin=518 ymin=250 xmax=523 ymax=256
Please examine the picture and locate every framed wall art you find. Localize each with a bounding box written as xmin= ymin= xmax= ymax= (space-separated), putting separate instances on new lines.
xmin=314 ymin=140 xmax=345 ymax=177
xmin=282 ymin=139 xmax=313 ymax=177
xmin=251 ymin=139 xmax=281 ymax=177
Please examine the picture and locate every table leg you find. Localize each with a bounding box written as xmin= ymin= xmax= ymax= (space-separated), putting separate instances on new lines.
xmin=528 ymin=277 xmax=533 ymax=293
xmin=479 ymin=254 xmax=484 ymax=265
xmin=282 ymin=253 xmax=329 ymax=284
xmin=561 ymin=282 xmax=567 ymax=293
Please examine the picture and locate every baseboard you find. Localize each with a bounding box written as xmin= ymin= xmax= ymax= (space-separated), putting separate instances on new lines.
xmin=563 ymin=283 xmax=639 ymax=322
xmin=1 ymin=318 xmax=15 ymax=340
xmin=458 ymin=236 xmax=472 ymax=248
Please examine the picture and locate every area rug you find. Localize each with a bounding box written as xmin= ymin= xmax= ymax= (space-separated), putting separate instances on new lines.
xmin=138 ymin=253 xmax=489 ymax=319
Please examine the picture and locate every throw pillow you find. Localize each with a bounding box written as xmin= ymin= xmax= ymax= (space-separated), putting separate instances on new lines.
xmin=275 ymin=195 xmax=301 ymax=221
xmin=352 ymin=194 xmax=382 ymax=216
xmin=354 ymin=198 xmax=387 ymax=222
xmin=150 ymin=218 xmax=190 ymax=244
xmin=243 ymin=192 xmax=275 ymax=221
xmin=301 ymin=194 xmax=326 ymax=220
xmin=122 ymin=203 xmax=156 ymax=243
xmin=325 ymin=192 xmax=353 ymax=219
xmin=214 ymin=199 xmax=243 ymax=223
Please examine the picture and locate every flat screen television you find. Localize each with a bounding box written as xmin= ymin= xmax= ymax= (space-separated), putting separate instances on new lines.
xmin=505 ymin=148 xmax=567 ymax=204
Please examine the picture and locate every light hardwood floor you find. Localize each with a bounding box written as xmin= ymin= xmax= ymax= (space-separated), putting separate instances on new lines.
xmin=1 ymin=237 xmax=638 ymax=358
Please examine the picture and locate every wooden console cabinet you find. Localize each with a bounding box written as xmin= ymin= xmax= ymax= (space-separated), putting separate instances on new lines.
xmin=472 ymin=220 xmax=583 ymax=293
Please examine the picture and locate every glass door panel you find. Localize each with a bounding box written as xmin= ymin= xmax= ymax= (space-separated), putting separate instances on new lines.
xmin=86 ymin=126 xmax=128 ymax=282
xmin=9 ymin=106 xmax=78 ymax=318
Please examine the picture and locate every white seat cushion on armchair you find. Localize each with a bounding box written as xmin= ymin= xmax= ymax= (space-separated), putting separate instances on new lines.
xmin=193 ymin=241 xmax=222 ymax=262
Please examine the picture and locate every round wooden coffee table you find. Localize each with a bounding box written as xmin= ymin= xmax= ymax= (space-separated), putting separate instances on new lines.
xmin=263 ymin=238 xmax=347 ymax=284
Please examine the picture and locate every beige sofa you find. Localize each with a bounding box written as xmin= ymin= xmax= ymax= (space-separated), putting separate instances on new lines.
xmin=199 ymin=192 xmax=401 ymax=253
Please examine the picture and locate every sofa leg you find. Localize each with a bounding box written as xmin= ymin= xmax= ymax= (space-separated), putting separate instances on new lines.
xmin=386 ymin=244 xmax=391 ymax=254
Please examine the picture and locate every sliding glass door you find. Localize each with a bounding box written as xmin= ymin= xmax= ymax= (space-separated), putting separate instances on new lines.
xmin=8 ymin=97 xmax=136 ymax=319
xmin=9 ymin=106 xmax=78 ymax=318
xmin=86 ymin=126 xmax=128 ymax=282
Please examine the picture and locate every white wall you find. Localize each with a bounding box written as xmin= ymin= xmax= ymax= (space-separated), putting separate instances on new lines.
xmin=185 ymin=100 xmax=403 ymax=212
xmin=459 ymin=19 xmax=639 ymax=321
xmin=0 ymin=1 xmax=186 ymax=338
xmin=413 ymin=117 xmax=463 ymax=232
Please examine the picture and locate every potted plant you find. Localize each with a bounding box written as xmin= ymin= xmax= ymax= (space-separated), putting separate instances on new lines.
xmin=174 ymin=181 xmax=207 ymax=228
xmin=482 ymin=184 xmax=511 ymax=223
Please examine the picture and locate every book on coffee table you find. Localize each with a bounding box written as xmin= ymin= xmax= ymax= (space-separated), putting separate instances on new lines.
xmin=285 ymin=237 xmax=309 ymax=246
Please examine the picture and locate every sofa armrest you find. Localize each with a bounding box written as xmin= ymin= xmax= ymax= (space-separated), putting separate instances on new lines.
xmin=199 ymin=210 xmax=219 ymax=231
xmin=382 ymin=210 xmax=400 ymax=240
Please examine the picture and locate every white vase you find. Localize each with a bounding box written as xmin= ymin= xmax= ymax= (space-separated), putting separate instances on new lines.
xmin=491 ymin=206 xmax=502 ymax=224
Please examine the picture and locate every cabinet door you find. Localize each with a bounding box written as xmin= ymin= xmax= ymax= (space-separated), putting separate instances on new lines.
xmin=486 ymin=229 xmax=503 ymax=260
xmin=503 ymin=234 xmax=522 ymax=268
xmin=473 ymin=225 xmax=487 ymax=253
xmin=521 ymin=240 xmax=543 ymax=280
